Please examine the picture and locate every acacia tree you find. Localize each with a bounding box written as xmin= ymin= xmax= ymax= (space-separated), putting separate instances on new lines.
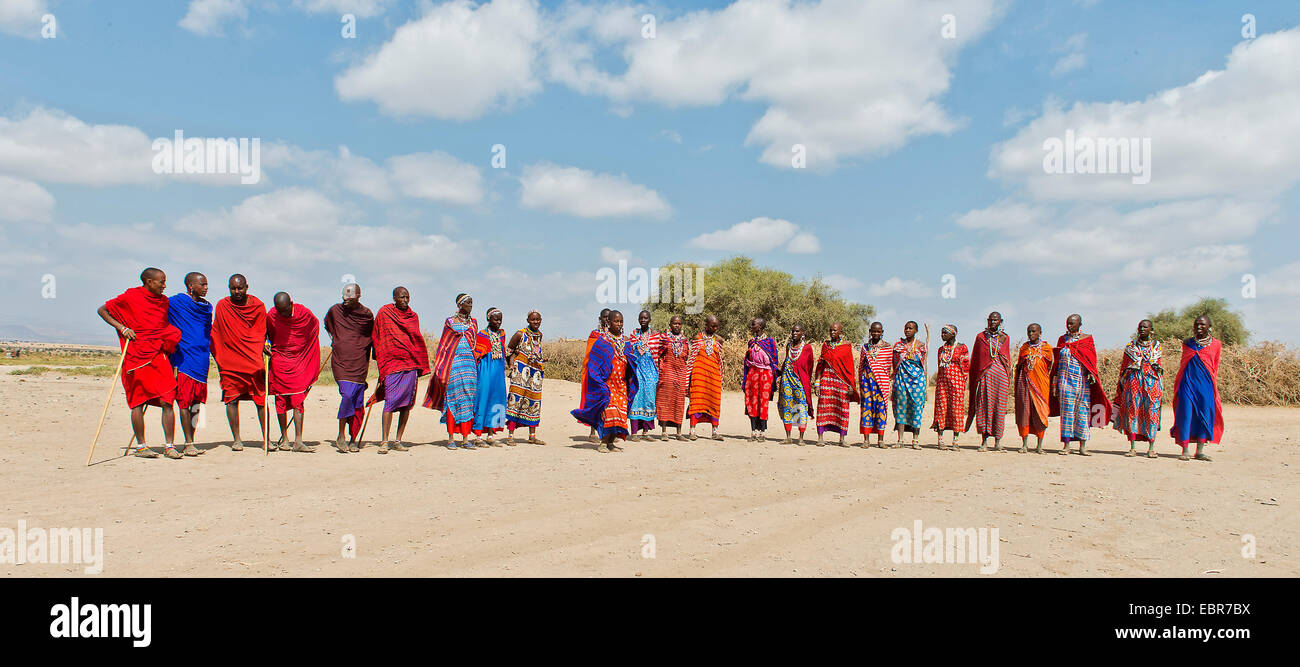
xmin=1147 ymin=297 xmax=1249 ymax=345
xmin=641 ymin=256 xmax=874 ymax=342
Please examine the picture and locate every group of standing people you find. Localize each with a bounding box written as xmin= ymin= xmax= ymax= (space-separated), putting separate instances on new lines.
xmin=99 ymin=269 xmax=548 ymax=456
xmin=98 ymin=269 xmax=1226 ymax=462
xmin=577 ymin=308 xmax=1224 ymax=462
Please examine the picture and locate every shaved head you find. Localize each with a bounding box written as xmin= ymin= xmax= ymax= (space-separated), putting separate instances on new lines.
xmin=140 ymin=267 xmax=163 ymax=284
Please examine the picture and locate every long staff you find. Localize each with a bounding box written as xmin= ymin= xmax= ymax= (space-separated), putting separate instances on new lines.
xmin=264 ymin=351 xmax=271 ymax=455
xmin=87 ymin=340 xmax=130 ymax=466
xmin=357 ymin=402 xmax=375 ymax=443
xmin=923 ymin=323 xmax=931 ymax=386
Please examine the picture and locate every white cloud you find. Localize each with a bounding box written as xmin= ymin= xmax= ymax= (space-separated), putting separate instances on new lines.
xmin=334 ymin=0 xmax=542 ymax=120
xmin=991 ymin=28 xmax=1300 ymax=201
xmin=953 ymin=199 xmax=1272 ymax=272
xmin=166 ymin=188 xmax=479 ymax=271
xmin=600 ymin=247 xmax=633 ymax=263
xmin=687 ymin=217 xmax=821 ymax=254
xmin=387 ymin=151 xmax=484 ymax=205
xmin=0 ymin=0 xmax=45 ymax=38
xmin=0 ymin=107 xmax=262 ymax=187
xmin=1119 ymin=245 xmax=1250 ymax=284
xmin=1050 ymin=33 xmax=1087 ymax=77
xmin=546 ymin=0 xmax=1004 ymax=168
xmin=519 ymin=162 xmax=670 ymax=219
xmin=953 ymin=200 xmax=1050 ymax=230
xmin=0 ymin=108 xmax=155 ymax=185
xmin=0 ymin=175 xmax=53 ymax=223
xmin=292 ymin=0 xmax=390 ymax=17
xmin=823 ymin=274 xmax=863 ymax=292
xmin=867 ymin=277 xmax=934 ymax=298
xmin=179 ymin=0 xmax=248 ymax=36
xmin=333 ymin=0 xmax=1003 ymax=168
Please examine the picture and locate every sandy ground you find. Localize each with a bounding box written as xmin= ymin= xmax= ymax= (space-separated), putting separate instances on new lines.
xmin=1 ymin=370 xmax=1296 ymax=578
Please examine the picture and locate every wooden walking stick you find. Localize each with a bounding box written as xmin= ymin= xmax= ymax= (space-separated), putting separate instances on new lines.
xmin=264 ymin=350 xmax=271 ymax=455
xmin=317 ymin=348 xmax=332 ymax=377
xmin=87 ymin=340 xmax=130 ymax=466
xmin=357 ymin=402 xmax=375 ymax=443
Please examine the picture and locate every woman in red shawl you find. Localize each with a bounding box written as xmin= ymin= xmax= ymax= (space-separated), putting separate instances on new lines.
xmin=777 ymin=324 xmax=814 ymax=445
xmin=97 ymin=267 xmax=182 ymax=459
xmin=813 ymin=322 xmax=858 ymax=447
xmin=1170 ymin=316 xmax=1225 ymax=462
xmin=966 ymin=312 xmax=1012 ymax=452
xmin=1050 ymin=314 xmax=1113 ymax=456
xmin=655 ymin=315 xmax=690 ymax=441
xmin=932 ymin=324 xmax=970 ymax=451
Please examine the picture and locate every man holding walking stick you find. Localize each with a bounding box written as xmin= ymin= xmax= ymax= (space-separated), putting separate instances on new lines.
xmin=96 ymin=267 xmax=183 ymax=459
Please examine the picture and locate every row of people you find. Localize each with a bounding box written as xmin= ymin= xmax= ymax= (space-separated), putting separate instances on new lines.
xmin=98 ymin=269 xmax=1223 ymax=461
xmin=574 ymin=309 xmax=1223 ymax=461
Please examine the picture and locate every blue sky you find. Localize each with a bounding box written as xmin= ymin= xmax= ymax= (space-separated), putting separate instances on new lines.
xmin=1 ymin=0 xmax=1297 ymax=347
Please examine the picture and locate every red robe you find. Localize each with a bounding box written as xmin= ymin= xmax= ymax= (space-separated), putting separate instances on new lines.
xmin=212 ymin=295 xmax=268 ymax=402
xmin=368 ymin=304 xmax=430 ymax=405
xmin=103 ymin=286 xmax=181 ymax=408
xmin=814 ymin=341 xmax=859 ymax=402
xmin=966 ymin=330 xmax=1011 ymax=430
xmin=1049 ymin=333 xmax=1113 ymax=423
xmin=267 ymin=303 xmax=321 ymax=396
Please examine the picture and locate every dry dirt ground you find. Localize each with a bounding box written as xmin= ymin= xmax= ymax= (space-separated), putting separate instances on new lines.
xmin=1 ymin=370 xmax=1295 ymax=577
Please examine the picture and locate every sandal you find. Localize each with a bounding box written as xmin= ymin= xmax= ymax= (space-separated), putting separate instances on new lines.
xmin=133 ymin=447 xmax=159 ymax=459
xmin=596 ymin=444 xmax=610 ymax=453
xmin=710 ymin=433 xmax=724 ymax=441
xmin=390 ymin=442 xmax=409 ymax=452
xmin=292 ymin=442 xmax=317 ymax=453
xmin=182 ymin=445 xmax=201 ymax=457
xmin=164 ymin=447 xmax=184 ymax=460
xmin=377 ymin=442 xmax=389 ymax=455
xmin=231 ymin=441 xmax=244 ymax=451
xmin=529 ymin=436 xmax=547 ymax=446
xmin=350 ymin=442 xmax=361 ymax=452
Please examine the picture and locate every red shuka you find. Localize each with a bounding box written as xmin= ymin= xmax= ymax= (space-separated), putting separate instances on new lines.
xmin=267 ymin=303 xmax=321 ymax=395
xmin=1049 ymin=333 xmax=1113 ymax=423
xmin=104 ymin=286 xmax=181 ymax=371
xmin=372 ymin=303 xmax=430 ymax=379
xmin=966 ymin=330 xmax=1011 ymax=428
xmin=212 ymin=295 xmax=268 ymax=375
xmin=814 ymin=341 xmax=859 ymax=402
xmin=1170 ymin=338 xmax=1225 ymax=443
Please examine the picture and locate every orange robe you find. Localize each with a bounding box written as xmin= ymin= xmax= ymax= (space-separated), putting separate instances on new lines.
xmin=1014 ymin=341 xmax=1053 ymax=437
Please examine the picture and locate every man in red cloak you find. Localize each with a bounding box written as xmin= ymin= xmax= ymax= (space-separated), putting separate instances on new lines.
xmin=268 ymin=291 xmax=321 ymax=453
xmin=97 ymin=267 xmax=183 ymax=459
xmin=211 ymin=274 xmax=268 ymax=451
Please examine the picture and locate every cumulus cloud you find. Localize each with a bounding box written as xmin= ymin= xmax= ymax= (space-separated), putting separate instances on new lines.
xmin=867 ymin=277 xmax=935 ymax=298
xmin=0 ymin=175 xmax=54 ymax=223
xmin=600 ymin=247 xmax=633 ymax=263
xmin=333 ymin=0 xmax=1003 ymax=168
xmin=387 ymin=151 xmax=485 ymax=205
xmin=687 ymin=217 xmax=821 ymax=254
xmin=990 ymin=28 xmax=1300 ymax=201
xmin=1050 ymin=33 xmax=1088 ymax=77
xmin=179 ymin=0 xmax=248 ymax=36
xmin=168 ymin=188 xmax=478 ymax=271
xmin=334 ymin=0 xmax=542 ymax=119
xmin=0 ymin=107 xmax=263 ymax=187
xmin=519 ymin=163 xmax=670 ymax=219
xmin=0 ymin=0 xmax=46 ymax=37
xmin=546 ymin=0 xmax=1004 ymax=169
